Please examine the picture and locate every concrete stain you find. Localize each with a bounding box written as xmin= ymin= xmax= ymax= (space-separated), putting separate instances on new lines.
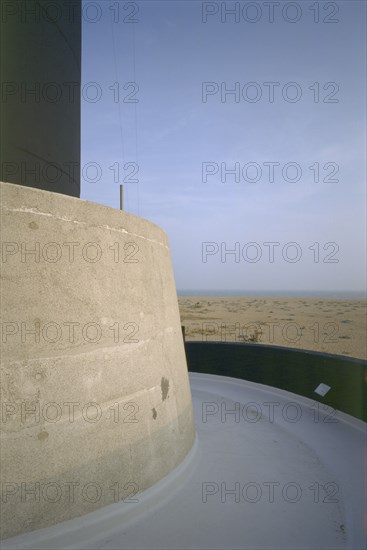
xmin=161 ymin=377 xmax=169 ymax=401
xmin=37 ymin=431 xmax=49 ymax=441
xmin=152 ymin=408 xmax=157 ymax=419
xmin=28 ymin=221 xmax=39 ymax=230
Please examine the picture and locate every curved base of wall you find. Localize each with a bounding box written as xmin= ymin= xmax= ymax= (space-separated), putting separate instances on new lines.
xmin=0 ymin=182 xmax=196 ymax=540
xmin=1 ymin=374 xmax=365 ymax=550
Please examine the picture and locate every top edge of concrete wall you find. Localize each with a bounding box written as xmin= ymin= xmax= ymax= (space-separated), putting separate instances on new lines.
xmin=0 ymin=181 xmax=169 ymax=248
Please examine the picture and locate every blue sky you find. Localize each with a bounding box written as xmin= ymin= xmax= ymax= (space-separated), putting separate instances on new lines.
xmin=81 ymin=0 xmax=366 ymax=294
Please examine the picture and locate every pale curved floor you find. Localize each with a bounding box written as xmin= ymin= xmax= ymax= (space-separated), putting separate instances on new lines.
xmin=3 ymin=373 xmax=366 ymax=550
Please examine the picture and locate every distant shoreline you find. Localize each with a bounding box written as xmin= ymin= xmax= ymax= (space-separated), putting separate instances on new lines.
xmin=178 ymin=290 xmax=366 ymax=300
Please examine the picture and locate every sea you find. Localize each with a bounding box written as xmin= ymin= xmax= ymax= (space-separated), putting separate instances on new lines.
xmin=177 ymin=289 xmax=366 ymax=300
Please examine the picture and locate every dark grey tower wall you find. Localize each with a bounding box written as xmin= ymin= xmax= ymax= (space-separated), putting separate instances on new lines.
xmin=0 ymin=0 xmax=81 ymax=197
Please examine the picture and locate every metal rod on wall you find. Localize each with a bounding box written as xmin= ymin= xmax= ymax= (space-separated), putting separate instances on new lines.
xmin=120 ymin=184 xmax=123 ymax=211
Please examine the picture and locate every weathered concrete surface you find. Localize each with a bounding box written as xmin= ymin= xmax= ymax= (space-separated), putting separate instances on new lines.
xmin=0 ymin=181 xmax=196 ymax=539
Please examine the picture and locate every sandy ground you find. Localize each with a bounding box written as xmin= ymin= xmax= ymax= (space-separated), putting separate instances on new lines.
xmin=178 ymin=296 xmax=367 ymax=360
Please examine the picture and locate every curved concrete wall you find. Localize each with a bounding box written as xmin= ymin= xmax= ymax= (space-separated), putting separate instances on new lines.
xmin=0 ymin=182 xmax=195 ymax=539
xmin=0 ymin=1 xmax=81 ymax=196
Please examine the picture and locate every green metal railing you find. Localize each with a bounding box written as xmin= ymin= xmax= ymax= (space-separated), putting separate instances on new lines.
xmin=184 ymin=342 xmax=367 ymax=422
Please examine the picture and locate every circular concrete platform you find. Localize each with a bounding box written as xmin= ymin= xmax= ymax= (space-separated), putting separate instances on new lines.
xmin=3 ymin=373 xmax=366 ymax=549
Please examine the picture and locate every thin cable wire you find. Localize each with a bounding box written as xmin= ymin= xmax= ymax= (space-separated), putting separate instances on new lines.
xmin=132 ymin=23 xmax=140 ymax=216
xmin=109 ymin=10 xmax=128 ymax=211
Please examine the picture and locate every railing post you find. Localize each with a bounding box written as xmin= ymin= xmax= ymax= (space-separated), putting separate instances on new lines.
xmin=120 ymin=184 xmax=124 ymax=210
